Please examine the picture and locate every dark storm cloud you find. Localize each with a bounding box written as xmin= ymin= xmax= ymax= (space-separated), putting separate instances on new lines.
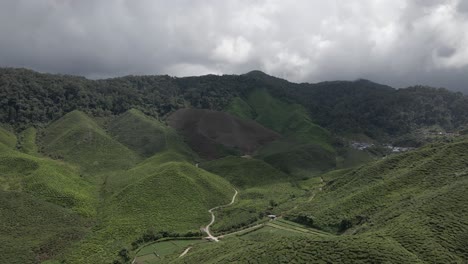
xmin=0 ymin=0 xmax=467 ymax=91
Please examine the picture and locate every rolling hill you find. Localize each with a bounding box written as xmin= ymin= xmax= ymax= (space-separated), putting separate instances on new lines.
xmin=64 ymin=160 xmax=235 ymax=263
xmin=227 ymin=89 xmax=336 ymax=176
xmin=0 ymin=137 xmax=97 ymax=263
xmin=107 ymin=109 xmax=169 ymax=157
xmin=286 ymin=137 xmax=468 ymax=262
xmin=39 ymin=110 xmax=139 ymax=174
xmin=0 ymin=68 xmax=467 ymax=264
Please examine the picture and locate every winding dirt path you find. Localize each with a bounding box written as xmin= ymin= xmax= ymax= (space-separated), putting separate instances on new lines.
xmin=203 ymin=189 xmax=238 ymax=242
xmin=179 ymin=247 xmax=192 ymax=257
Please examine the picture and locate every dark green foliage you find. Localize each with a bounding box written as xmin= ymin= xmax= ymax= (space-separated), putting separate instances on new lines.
xmin=200 ymin=156 xmax=290 ymax=188
xmin=2 ymin=68 xmax=467 ymax=141
xmin=107 ymin=109 xmax=167 ymax=157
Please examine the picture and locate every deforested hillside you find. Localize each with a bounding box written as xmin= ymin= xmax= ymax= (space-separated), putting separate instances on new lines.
xmin=167 ymin=108 xmax=279 ymax=158
xmin=39 ymin=110 xmax=139 ymax=174
xmin=227 ymin=89 xmax=336 ymax=176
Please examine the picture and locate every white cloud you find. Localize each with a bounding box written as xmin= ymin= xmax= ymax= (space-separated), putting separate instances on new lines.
xmin=212 ymin=36 xmax=252 ymax=64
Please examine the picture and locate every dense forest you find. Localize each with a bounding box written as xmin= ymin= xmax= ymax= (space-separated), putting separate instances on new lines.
xmin=1 ymin=67 xmax=467 ymax=138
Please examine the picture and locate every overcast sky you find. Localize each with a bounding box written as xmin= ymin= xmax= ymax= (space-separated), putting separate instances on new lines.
xmin=1 ymin=0 xmax=467 ymax=91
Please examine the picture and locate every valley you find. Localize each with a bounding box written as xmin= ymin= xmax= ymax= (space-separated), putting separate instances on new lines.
xmin=0 ymin=69 xmax=467 ymax=263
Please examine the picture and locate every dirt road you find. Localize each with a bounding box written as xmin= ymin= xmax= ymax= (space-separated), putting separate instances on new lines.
xmin=203 ymin=189 xmax=238 ymax=242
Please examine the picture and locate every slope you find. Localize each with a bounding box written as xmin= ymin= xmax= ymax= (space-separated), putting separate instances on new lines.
xmin=288 ymin=137 xmax=468 ymax=262
xmin=40 ymin=110 xmax=139 ymax=174
xmin=227 ymin=89 xmax=336 ymax=176
xmin=200 ymin=156 xmax=289 ymax=188
xmin=18 ymin=127 xmax=38 ymax=155
xmin=0 ymin=142 xmax=96 ymax=263
xmin=63 ymin=160 xmax=234 ymax=263
xmin=167 ymin=108 xmax=279 ymax=159
xmin=0 ymin=126 xmax=16 ymax=149
xmin=107 ymin=109 xmax=168 ymax=157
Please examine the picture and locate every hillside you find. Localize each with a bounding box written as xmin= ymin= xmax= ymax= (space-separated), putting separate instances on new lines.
xmin=39 ymin=110 xmax=139 ymax=174
xmin=286 ymin=137 xmax=468 ymax=262
xmin=64 ymin=160 xmax=234 ymax=263
xmin=107 ymin=109 xmax=168 ymax=157
xmin=1 ymin=67 xmax=467 ymax=263
xmin=167 ymin=108 xmax=279 ymax=159
xmin=162 ymin=137 xmax=468 ymax=263
xmin=2 ymin=67 xmax=468 ymax=140
xmin=0 ymin=126 xmax=16 ymax=148
xmin=201 ymin=156 xmax=290 ymax=188
xmin=227 ymin=89 xmax=336 ymax=176
xmin=0 ymin=140 xmax=97 ymax=263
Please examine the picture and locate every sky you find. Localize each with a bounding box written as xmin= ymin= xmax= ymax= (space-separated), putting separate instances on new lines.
xmin=0 ymin=0 xmax=467 ymax=91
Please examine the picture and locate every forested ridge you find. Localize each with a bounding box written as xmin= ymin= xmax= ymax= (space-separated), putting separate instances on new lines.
xmin=1 ymin=67 xmax=467 ymax=138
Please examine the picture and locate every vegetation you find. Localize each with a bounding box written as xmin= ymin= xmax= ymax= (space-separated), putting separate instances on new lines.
xmin=0 ymin=126 xmax=16 ymax=148
xmin=1 ymin=67 xmax=468 ymax=263
xmin=107 ymin=109 xmax=169 ymax=157
xmin=226 ymin=89 xmax=336 ymax=175
xmin=2 ymin=68 xmax=467 ymax=140
xmin=0 ymin=140 xmax=96 ymax=262
xmin=200 ymin=156 xmax=290 ymax=188
xmin=39 ymin=110 xmax=139 ymax=174
xmin=18 ymin=127 xmax=39 ymax=155
xmin=287 ymin=137 xmax=468 ymax=262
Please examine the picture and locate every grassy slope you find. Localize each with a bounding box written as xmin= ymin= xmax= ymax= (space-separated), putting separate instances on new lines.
xmin=40 ymin=110 xmax=139 ymax=174
xmin=0 ymin=190 xmax=92 ymax=264
xmin=200 ymin=156 xmax=290 ymax=188
xmin=51 ymin=110 xmax=218 ymax=263
xmin=0 ymin=126 xmax=17 ymax=149
xmin=173 ymin=231 xmax=422 ymax=263
xmin=201 ymin=156 xmax=305 ymax=233
xmin=18 ymin=127 xmax=39 ymax=155
xmin=64 ymin=160 xmax=234 ymax=264
xmin=107 ymin=109 xmax=168 ymax=157
xmin=226 ymin=90 xmax=336 ymax=176
xmin=170 ymin=138 xmax=468 ymax=263
xmin=225 ymin=97 xmax=255 ymax=120
xmin=0 ymin=142 xmax=96 ymax=263
xmin=288 ymin=138 xmax=468 ymax=262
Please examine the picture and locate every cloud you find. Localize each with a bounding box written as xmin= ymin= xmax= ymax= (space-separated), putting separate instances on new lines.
xmin=0 ymin=0 xmax=467 ymax=91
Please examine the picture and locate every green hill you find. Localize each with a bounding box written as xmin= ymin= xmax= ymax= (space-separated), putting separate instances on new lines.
xmin=108 ymin=109 xmax=168 ymax=157
xmin=200 ymin=156 xmax=290 ymax=188
xmin=40 ymin=110 xmax=139 ymax=174
xmin=200 ymin=156 xmax=306 ymax=233
xmin=287 ymin=138 xmax=468 ymax=262
xmin=64 ymin=160 xmax=234 ymax=263
xmin=166 ymin=138 xmax=468 ymax=263
xmin=0 ymin=126 xmax=16 ymax=149
xmin=0 ymin=141 xmax=97 ymax=263
xmin=18 ymin=127 xmax=38 ymax=155
xmin=227 ymin=89 xmax=336 ymax=176
xmin=0 ymin=190 xmax=92 ymax=264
